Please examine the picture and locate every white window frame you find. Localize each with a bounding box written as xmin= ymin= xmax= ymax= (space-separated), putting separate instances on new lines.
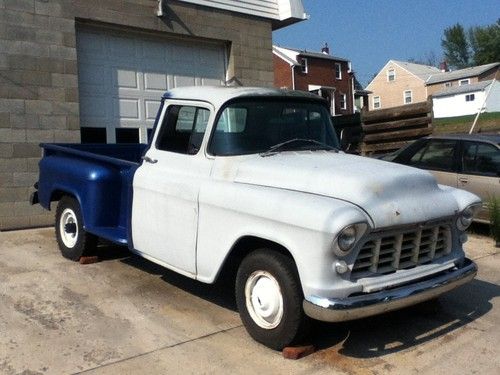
xmin=404 ymin=90 xmax=413 ymax=104
xmin=459 ymin=78 xmax=470 ymax=86
xmin=387 ymin=68 xmax=396 ymax=82
xmin=335 ymin=63 xmax=342 ymax=80
xmin=373 ymin=96 xmax=381 ymax=109
xmin=300 ymin=57 xmax=308 ymax=74
xmin=340 ymin=93 xmax=347 ymax=109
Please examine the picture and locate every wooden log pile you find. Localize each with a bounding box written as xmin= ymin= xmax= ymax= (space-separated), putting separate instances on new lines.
xmin=360 ymin=100 xmax=433 ymax=155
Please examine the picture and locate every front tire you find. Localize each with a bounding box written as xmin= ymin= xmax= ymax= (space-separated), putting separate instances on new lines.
xmin=236 ymin=249 xmax=309 ymax=350
xmin=55 ymin=196 xmax=97 ymax=261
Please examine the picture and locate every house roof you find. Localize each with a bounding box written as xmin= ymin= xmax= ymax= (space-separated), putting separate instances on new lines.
xmin=273 ymin=45 xmax=349 ymax=65
xmin=391 ymin=60 xmax=441 ymax=81
xmin=426 ymin=62 xmax=500 ymax=85
xmin=366 ymin=60 xmax=440 ymax=89
xmin=432 ymin=80 xmax=494 ymax=98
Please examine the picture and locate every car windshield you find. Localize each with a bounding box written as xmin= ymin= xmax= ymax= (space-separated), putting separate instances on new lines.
xmin=209 ymin=99 xmax=340 ymax=156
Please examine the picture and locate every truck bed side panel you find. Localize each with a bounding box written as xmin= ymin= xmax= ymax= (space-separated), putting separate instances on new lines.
xmin=38 ymin=144 xmax=145 ymax=245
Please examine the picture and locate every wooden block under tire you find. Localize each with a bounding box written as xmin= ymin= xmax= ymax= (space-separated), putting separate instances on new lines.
xmin=79 ymin=256 xmax=99 ymax=264
xmin=282 ymin=345 xmax=315 ymax=360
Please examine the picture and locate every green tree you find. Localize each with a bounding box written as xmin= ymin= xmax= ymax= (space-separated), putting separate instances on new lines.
xmin=441 ymin=23 xmax=472 ymax=69
xmin=469 ymin=19 xmax=500 ymax=65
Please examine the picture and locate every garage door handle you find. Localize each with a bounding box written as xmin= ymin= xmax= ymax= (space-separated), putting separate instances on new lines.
xmin=459 ymin=177 xmax=468 ymax=183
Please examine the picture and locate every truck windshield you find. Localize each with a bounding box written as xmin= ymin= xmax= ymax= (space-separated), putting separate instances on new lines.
xmin=209 ymin=99 xmax=340 ymax=156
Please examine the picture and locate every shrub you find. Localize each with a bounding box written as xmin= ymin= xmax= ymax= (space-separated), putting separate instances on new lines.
xmin=488 ymin=197 xmax=500 ymax=246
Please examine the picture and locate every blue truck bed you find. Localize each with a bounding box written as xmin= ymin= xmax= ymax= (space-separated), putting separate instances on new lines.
xmin=36 ymin=143 xmax=148 ymax=246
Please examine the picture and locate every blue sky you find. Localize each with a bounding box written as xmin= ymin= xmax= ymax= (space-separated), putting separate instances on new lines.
xmin=273 ymin=0 xmax=499 ymax=86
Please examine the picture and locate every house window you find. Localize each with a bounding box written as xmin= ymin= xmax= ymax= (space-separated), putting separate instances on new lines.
xmin=387 ymin=69 xmax=396 ymax=82
xmin=335 ymin=63 xmax=342 ymax=79
xmin=340 ymin=93 xmax=347 ymax=109
xmin=404 ymin=90 xmax=412 ymax=104
xmin=465 ymin=94 xmax=475 ymax=102
xmin=373 ymin=96 xmax=381 ymax=109
xmin=300 ymin=58 xmax=308 ymax=74
xmin=459 ymin=79 xmax=470 ymax=86
xmin=445 ymin=82 xmax=452 ymax=88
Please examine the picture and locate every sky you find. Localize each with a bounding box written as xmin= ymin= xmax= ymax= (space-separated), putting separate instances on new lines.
xmin=273 ymin=0 xmax=499 ymax=87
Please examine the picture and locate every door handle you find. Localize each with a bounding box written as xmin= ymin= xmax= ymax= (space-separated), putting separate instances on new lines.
xmin=142 ymin=155 xmax=158 ymax=164
xmin=458 ymin=177 xmax=468 ymax=184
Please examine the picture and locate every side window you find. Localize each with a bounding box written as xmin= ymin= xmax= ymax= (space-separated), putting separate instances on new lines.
xmin=156 ymin=105 xmax=210 ymax=155
xmin=409 ymin=140 xmax=457 ymax=171
xmin=463 ymin=142 xmax=499 ymax=176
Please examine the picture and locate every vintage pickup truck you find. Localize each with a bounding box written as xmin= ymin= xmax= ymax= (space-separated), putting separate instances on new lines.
xmin=31 ymin=86 xmax=480 ymax=350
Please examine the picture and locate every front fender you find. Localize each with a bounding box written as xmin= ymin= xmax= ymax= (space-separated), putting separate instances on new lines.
xmin=195 ymin=181 xmax=370 ymax=297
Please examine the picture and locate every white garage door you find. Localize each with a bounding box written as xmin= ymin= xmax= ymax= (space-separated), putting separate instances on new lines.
xmin=76 ymin=27 xmax=227 ymax=144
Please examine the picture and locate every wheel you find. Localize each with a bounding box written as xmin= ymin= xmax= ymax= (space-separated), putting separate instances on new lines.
xmin=55 ymin=196 xmax=97 ymax=261
xmin=235 ymin=249 xmax=309 ymax=350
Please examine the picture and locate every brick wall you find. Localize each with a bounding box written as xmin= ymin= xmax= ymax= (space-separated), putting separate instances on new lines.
xmin=0 ymin=0 xmax=274 ymax=230
xmin=273 ymin=54 xmax=293 ymax=89
xmin=293 ymin=57 xmax=353 ymax=115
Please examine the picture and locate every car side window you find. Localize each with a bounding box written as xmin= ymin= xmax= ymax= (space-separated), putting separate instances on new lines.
xmin=156 ymin=105 xmax=210 ymax=155
xmin=462 ymin=142 xmax=499 ymax=176
xmin=409 ymin=140 xmax=457 ymax=172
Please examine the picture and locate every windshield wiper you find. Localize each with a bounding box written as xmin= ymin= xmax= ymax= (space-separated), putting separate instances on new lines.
xmin=260 ymin=138 xmax=339 ymax=157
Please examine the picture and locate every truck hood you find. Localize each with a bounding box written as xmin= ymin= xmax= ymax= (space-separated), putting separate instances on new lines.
xmin=233 ymin=151 xmax=462 ymax=228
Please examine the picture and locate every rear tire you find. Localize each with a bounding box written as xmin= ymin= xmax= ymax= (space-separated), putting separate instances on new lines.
xmin=55 ymin=196 xmax=97 ymax=261
xmin=235 ymin=249 xmax=309 ymax=350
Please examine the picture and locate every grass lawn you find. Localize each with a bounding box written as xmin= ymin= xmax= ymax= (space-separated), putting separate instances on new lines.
xmin=433 ymin=112 xmax=500 ymax=134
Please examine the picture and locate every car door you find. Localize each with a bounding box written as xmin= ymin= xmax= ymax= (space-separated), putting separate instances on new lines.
xmin=404 ymin=139 xmax=459 ymax=188
xmin=459 ymin=141 xmax=500 ymax=222
xmin=131 ymin=101 xmax=213 ymax=276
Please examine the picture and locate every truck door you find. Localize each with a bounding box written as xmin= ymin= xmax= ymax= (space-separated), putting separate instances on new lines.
xmin=131 ymin=101 xmax=213 ymax=276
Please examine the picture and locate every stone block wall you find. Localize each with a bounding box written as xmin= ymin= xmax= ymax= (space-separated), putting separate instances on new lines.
xmin=0 ymin=0 xmax=273 ymax=230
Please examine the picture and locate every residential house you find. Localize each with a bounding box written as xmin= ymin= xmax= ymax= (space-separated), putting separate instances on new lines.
xmin=366 ymin=60 xmax=440 ymax=110
xmin=0 ymin=0 xmax=306 ymax=230
xmin=273 ymin=44 xmax=355 ymax=115
xmin=432 ymin=79 xmax=500 ymax=118
xmin=426 ymin=62 xmax=500 ymax=96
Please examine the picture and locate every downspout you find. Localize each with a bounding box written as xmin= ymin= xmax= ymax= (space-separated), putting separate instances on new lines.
xmin=351 ymin=73 xmax=355 ymax=114
xmin=291 ymin=64 xmax=295 ymax=90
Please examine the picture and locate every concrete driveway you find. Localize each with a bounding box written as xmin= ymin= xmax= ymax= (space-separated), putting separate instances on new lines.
xmin=0 ymin=228 xmax=499 ymax=374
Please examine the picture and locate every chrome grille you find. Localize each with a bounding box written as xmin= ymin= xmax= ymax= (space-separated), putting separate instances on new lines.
xmin=351 ymin=224 xmax=452 ymax=278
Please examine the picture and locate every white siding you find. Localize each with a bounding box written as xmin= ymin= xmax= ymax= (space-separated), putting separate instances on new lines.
xmin=433 ymin=91 xmax=486 ymax=118
xmin=179 ymin=0 xmax=305 ymax=21
xmin=433 ymin=81 xmax=500 ymax=118
xmin=485 ymin=80 xmax=500 ymax=112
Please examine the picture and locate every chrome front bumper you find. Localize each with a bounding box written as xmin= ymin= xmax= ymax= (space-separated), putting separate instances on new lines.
xmin=303 ymin=258 xmax=477 ymax=322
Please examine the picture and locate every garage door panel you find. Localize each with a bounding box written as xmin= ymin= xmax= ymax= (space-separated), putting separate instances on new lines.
xmin=144 ymin=72 xmax=167 ymax=91
xmin=114 ymin=98 xmax=140 ymax=120
xmin=174 ymin=76 xmax=196 ymax=88
xmin=145 ymin=100 xmax=161 ymax=120
xmin=108 ymin=35 xmax=139 ymax=59
xmin=115 ymin=69 xmax=140 ymax=89
xmin=77 ymin=28 xmax=226 ymax=144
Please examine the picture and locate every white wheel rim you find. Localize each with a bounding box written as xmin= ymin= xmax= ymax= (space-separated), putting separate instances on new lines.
xmin=245 ymin=270 xmax=284 ymax=329
xmin=59 ymin=208 xmax=78 ymax=248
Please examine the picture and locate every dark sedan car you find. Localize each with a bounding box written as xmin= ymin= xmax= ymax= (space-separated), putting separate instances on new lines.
xmin=382 ymin=134 xmax=500 ymax=223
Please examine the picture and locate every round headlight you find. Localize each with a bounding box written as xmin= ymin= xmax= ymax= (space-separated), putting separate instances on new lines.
xmin=338 ymin=225 xmax=357 ymax=252
xmin=457 ymin=206 xmax=474 ymax=231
